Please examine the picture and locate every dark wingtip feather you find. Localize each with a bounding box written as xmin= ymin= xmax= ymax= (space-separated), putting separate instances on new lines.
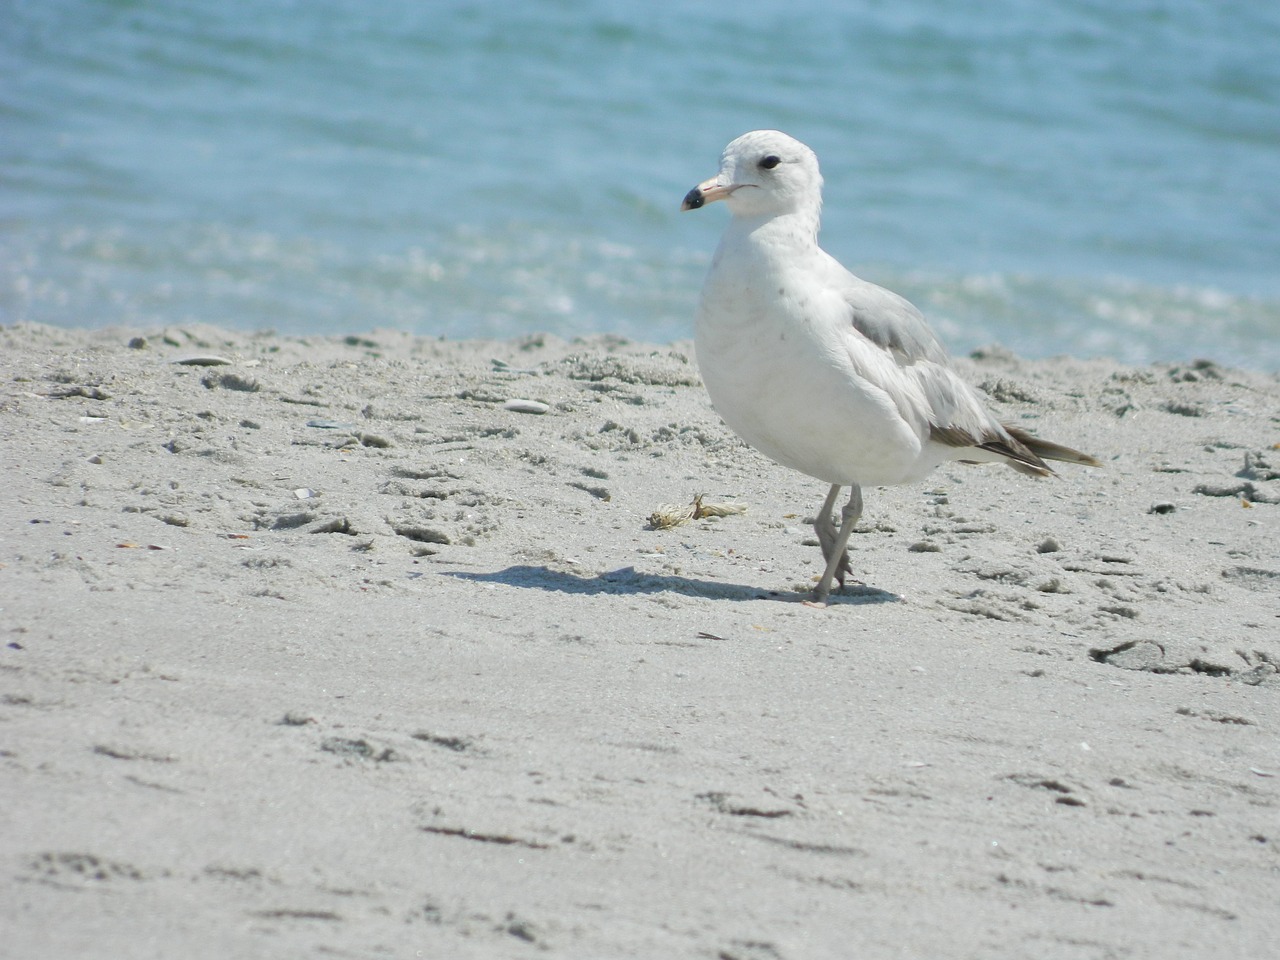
xmin=932 ymin=423 xmax=1099 ymax=477
xmin=1002 ymin=424 xmax=1102 ymax=469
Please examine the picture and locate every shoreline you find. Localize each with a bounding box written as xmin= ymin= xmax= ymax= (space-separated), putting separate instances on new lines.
xmin=2 ymin=321 xmax=1278 ymax=958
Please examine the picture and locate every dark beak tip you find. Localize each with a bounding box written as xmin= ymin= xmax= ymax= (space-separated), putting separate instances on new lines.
xmin=681 ymin=187 xmax=705 ymax=211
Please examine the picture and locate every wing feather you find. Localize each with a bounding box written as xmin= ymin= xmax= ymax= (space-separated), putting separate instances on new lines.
xmin=836 ymin=267 xmax=1094 ymax=476
xmin=841 ymin=274 xmax=949 ymax=364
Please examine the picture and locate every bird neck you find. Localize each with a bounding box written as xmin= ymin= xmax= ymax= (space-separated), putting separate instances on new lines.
xmin=727 ymin=206 xmax=822 ymax=251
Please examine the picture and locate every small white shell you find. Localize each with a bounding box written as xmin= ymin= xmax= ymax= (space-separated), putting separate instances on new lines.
xmin=503 ymin=399 xmax=550 ymax=415
xmin=171 ymin=355 xmax=234 ymax=366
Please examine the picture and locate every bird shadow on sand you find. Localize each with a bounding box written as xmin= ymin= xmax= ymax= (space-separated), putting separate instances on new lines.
xmin=446 ymin=564 xmax=899 ymax=605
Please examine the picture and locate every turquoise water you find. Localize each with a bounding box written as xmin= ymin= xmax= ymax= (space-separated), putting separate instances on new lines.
xmin=4 ymin=0 xmax=1279 ymax=367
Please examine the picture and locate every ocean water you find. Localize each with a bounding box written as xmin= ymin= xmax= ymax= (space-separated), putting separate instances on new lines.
xmin=4 ymin=0 xmax=1279 ymax=368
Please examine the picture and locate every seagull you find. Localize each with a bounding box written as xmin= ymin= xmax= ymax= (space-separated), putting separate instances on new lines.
xmin=681 ymin=130 xmax=1099 ymax=605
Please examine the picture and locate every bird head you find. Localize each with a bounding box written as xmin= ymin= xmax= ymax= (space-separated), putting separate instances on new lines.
xmin=681 ymin=130 xmax=823 ymax=219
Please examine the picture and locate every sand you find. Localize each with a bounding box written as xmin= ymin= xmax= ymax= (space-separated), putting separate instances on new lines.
xmin=2 ymin=321 xmax=1278 ymax=959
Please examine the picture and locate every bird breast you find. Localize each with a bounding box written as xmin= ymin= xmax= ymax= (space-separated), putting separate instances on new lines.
xmin=694 ymin=239 xmax=930 ymax=487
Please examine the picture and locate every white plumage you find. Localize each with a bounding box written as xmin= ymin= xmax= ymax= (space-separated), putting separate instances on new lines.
xmin=682 ymin=130 xmax=1098 ymax=604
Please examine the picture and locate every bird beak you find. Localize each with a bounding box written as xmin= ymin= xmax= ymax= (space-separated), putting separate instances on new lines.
xmin=681 ymin=176 xmax=734 ymax=211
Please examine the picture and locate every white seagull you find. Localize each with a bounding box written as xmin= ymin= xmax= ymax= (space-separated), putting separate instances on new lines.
xmin=682 ymin=130 xmax=1099 ymax=605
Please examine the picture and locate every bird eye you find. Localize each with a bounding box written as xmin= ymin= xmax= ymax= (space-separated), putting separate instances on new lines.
xmin=759 ymin=155 xmax=781 ymax=170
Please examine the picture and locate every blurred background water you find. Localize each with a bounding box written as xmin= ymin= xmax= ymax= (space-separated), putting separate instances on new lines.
xmin=3 ymin=0 xmax=1278 ymax=367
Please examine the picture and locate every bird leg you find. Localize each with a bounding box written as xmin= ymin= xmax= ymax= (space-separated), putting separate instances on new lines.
xmin=813 ymin=484 xmax=844 ymax=569
xmin=812 ymin=484 xmax=863 ymax=604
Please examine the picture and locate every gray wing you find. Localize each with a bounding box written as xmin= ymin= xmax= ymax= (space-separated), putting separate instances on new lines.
xmin=836 ymin=268 xmax=1054 ymax=473
xmin=841 ymin=274 xmax=950 ymax=365
xmin=834 ymin=266 xmax=1098 ymax=476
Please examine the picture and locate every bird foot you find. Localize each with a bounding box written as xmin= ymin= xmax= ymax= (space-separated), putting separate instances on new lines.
xmin=810 ymin=484 xmax=863 ymax=606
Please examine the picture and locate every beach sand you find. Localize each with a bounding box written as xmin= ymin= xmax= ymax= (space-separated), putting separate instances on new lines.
xmin=2 ymin=321 xmax=1277 ymax=958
